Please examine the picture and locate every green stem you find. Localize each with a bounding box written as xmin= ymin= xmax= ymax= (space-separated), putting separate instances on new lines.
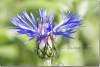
xmin=44 ymin=59 xmax=52 ymax=66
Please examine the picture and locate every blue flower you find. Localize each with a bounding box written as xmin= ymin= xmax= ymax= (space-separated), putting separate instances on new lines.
xmin=11 ymin=8 xmax=81 ymax=58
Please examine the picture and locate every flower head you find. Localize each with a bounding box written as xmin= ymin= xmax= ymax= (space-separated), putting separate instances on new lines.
xmin=11 ymin=8 xmax=81 ymax=58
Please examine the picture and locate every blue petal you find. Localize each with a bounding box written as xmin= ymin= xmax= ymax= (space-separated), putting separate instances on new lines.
xmin=46 ymin=15 xmax=54 ymax=33
xmin=39 ymin=8 xmax=47 ymax=23
xmin=65 ymin=29 xmax=76 ymax=34
xmin=11 ymin=16 xmax=33 ymax=30
xmin=62 ymin=15 xmax=81 ymax=28
xmin=54 ymin=12 xmax=81 ymax=31
xmin=30 ymin=12 xmax=38 ymax=28
xmin=16 ymin=27 xmax=39 ymax=37
xmin=52 ymin=12 xmax=81 ymax=39
xmin=21 ymin=11 xmax=37 ymax=29
xmin=53 ymin=31 xmax=74 ymax=39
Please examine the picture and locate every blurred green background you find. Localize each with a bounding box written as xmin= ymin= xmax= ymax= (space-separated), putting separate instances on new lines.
xmin=0 ymin=0 xmax=99 ymax=66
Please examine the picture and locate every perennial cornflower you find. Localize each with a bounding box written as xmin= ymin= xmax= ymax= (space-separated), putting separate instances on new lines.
xmin=11 ymin=8 xmax=81 ymax=59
